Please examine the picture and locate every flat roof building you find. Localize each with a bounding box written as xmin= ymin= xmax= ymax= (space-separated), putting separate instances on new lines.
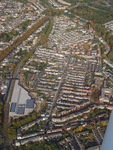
xmin=99 ymin=88 xmax=112 ymax=103
xmin=9 ymin=80 xmax=36 ymax=117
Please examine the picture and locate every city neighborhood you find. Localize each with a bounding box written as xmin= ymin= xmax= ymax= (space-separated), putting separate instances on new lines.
xmin=0 ymin=0 xmax=113 ymax=150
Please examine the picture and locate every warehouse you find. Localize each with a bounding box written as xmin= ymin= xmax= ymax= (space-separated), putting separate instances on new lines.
xmin=9 ymin=80 xmax=36 ymax=117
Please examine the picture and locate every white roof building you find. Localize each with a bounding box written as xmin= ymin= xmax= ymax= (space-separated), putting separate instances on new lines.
xmin=9 ymin=80 xmax=36 ymax=117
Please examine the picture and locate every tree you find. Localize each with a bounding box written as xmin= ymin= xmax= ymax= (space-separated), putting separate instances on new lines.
xmin=73 ymin=126 xmax=83 ymax=133
xmin=94 ymin=19 xmax=96 ymax=23
xmin=87 ymin=124 xmax=93 ymax=130
xmin=31 ymin=113 xmax=37 ymax=120
xmin=84 ymin=43 xmax=89 ymax=50
xmin=73 ymin=87 xmax=77 ymax=92
xmin=0 ymin=16 xmax=49 ymax=63
xmin=89 ymin=133 xmax=94 ymax=138
xmin=102 ymin=54 xmax=107 ymax=58
xmin=101 ymin=121 xmax=108 ymax=127
xmin=78 ymin=126 xmax=83 ymax=132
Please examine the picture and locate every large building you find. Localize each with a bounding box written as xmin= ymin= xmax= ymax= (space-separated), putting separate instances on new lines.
xmin=99 ymin=88 xmax=112 ymax=102
xmin=9 ymin=80 xmax=36 ymax=117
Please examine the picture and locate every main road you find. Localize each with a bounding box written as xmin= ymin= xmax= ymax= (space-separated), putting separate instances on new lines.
xmin=42 ymin=49 xmax=72 ymax=131
xmin=49 ymin=48 xmax=72 ymax=120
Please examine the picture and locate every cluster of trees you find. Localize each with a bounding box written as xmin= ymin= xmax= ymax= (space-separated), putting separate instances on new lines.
xmin=8 ymin=113 xmax=40 ymax=139
xmin=92 ymin=45 xmax=97 ymax=50
xmin=100 ymin=44 xmax=106 ymax=54
xmin=17 ymin=48 xmax=27 ymax=56
xmin=84 ymin=43 xmax=89 ymax=50
xmin=21 ymin=50 xmax=34 ymax=67
xmin=12 ymin=16 xmax=48 ymax=46
xmin=65 ymin=0 xmax=76 ymax=5
xmin=16 ymin=19 xmax=32 ymax=30
xmin=108 ymin=51 xmax=113 ymax=61
xmin=11 ymin=140 xmax=59 ymax=150
xmin=0 ymin=16 xmax=48 ymax=63
xmin=37 ymin=62 xmax=47 ymax=71
xmin=26 ymin=40 xmax=32 ymax=46
xmin=22 ymin=70 xmax=34 ymax=81
xmin=88 ymin=2 xmax=113 ymax=15
xmin=42 ymin=103 xmax=48 ymax=112
xmin=0 ymin=30 xmax=19 ymax=42
xmin=97 ymin=120 xmax=108 ymax=127
xmin=73 ymin=87 xmax=77 ymax=92
xmin=23 ymin=124 xmax=39 ymax=134
xmin=14 ymin=0 xmax=28 ymax=4
xmin=65 ymin=27 xmax=75 ymax=32
xmin=84 ymin=73 xmax=89 ymax=86
xmin=29 ymin=60 xmax=48 ymax=71
xmin=51 ymin=9 xmax=64 ymax=16
xmin=40 ymin=0 xmax=52 ymax=10
xmin=63 ymin=12 xmax=75 ymax=19
xmin=70 ymin=5 xmax=113 ymax=24
xmin=50 ymin=9 xmax=75 ymax=19
xmin=89 ymin=108 xmax=109 ymax=118
xmin=91 ymin=24 xmax=113 ymax=52
xmin=91 ymin=86 xmax=100 ymax=102
xmin=73 ymin=126 xmax=83 ymax=133
xmin=85 ymin=22 xmax=113 ymax=60
xmin=0 ymin=100 xmax=3 ymax=132
xmin=42 ymin=23 xmax=50 ymax=33
xmin=72 ymin=55 xmax=84 ymax=59
xmin=37 ymin=17 xmax=53 ymax=46
xmin=86 ymin=124 xmax=95 ymax=130
xmin=62 ymin=130 xmax=69 ymax=138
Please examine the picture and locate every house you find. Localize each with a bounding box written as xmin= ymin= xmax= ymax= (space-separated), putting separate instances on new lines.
xmin=48 ymin=131 xmax=62 ymax=139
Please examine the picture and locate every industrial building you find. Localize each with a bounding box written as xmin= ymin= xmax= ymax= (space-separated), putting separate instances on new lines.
xmin=9 ymin=80 xmax=36 ymax=117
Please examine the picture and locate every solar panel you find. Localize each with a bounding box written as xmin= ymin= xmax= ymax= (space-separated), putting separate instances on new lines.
xmin=10 ymin=103 xmax=16 ymax=112
xmin=17 ymin=107 xmax=25 ymax=114
xmin=26 ymin=99 xmax=34 ymax=108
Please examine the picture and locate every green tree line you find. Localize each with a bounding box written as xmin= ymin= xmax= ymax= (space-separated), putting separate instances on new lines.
xmin=37 ymin=17 xmax=53 ymax=45
xmin=21 ymin=50 xmax=34 ymax=67
xmin=0 ymin=30 xmax=19 ymax=42
xmin=16 ymin=19 xmax=32 ymax=30
xmin=40 ymin=0 xmax=52 ymax=10
xmin=70 ymin=5 xmax=113 ymax=24
xmin=8 ymin=113 xmax=40 ymax=139
xmin=11 ymin=140 xmax=59 ymax=150
xmin=21 ymin=17 xmax=53 ymax=69
xmin=0 ymin=16 xmax=48 ymax=63
xmin=84 ymin=22 xmax=113 ymax=60
xmin=21 ymin=17 xmax=53 ymax=67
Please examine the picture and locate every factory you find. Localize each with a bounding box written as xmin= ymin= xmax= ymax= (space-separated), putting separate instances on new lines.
xmin=9 ymin=80 xmax=36 ymax=118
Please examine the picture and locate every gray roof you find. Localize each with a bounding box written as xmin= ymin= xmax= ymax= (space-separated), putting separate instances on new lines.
xmin=17 ymin=107 xmax=25 ymax=114
xmin=10 ymin=103 xmax=16 ymax=112
xmin=9 ymin=80 xmax=35 ymax=116
xmin=26 ymin=99 xmax=34 ymax=108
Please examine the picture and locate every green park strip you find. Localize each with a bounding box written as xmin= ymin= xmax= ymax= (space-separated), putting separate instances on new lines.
xmin=21 ymin=17 xmax=53 ymax=67
xmin=0 ymin=16 xmax=49 ymax=63
xmin=37 ymin=17 xmax=53 ymax=46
